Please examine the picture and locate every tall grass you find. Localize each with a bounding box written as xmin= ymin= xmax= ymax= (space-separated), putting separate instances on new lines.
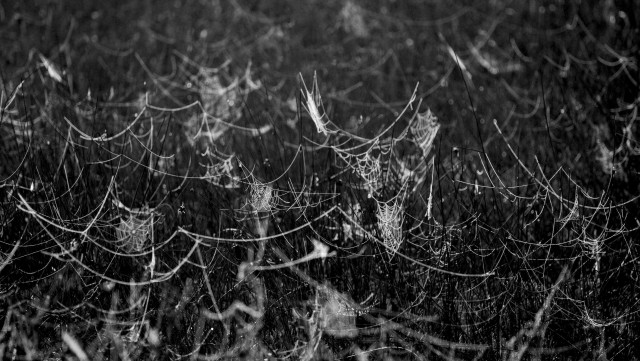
xmin=1 ymin=1 xmax=638 ymax=360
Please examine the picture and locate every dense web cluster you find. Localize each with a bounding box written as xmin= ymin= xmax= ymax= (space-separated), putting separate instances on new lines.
xmin=1 ymin=2 xmax=639 ymax=360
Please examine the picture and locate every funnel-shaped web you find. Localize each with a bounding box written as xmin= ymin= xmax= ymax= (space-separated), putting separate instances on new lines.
xmin=411 ymin=108 xmax=440 ymax=156
xmin=376 ymin=197 xmax=404 ymax=257
xmin=335 ymin=150 xmax=383 ymax=198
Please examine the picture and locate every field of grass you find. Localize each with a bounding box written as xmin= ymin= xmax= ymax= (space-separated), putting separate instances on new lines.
xmin=1 ymin=1 xmax=639 ymax=360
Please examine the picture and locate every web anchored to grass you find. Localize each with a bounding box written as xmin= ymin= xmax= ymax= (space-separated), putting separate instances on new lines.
xmin=200 ymin=146 xmax=241 ymax=188
xmin=114 ymin=204 xmax=156 ymax=254
xmin=375 ymin=186 xmax=406 ymax=258
xmin=3 ymin=12 xmax=640 ymax=359
xmin=411 ymin=108 xmax=440 ymax=156
xmin=248 ymin=180 xmax=276 ymax=214
xmin=334 ymin=147 xmax=384 ymax=198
